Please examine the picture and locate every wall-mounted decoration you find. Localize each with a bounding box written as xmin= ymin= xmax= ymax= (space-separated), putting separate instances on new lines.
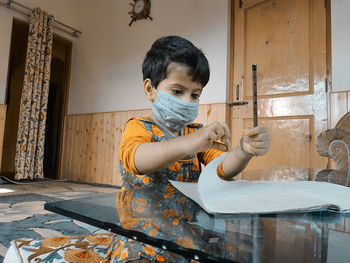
xmin=128 ymin=0 xmax=152 ymax=26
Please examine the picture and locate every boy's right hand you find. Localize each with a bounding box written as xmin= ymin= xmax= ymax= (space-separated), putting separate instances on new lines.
xmin=182 ymin=121 xmax=233 ymax=153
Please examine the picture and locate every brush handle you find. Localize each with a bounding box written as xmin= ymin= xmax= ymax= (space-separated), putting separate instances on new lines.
xmin=252 ymin=64 xmax=258 ymax=127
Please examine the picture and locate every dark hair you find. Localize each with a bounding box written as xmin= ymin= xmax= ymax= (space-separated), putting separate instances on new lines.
xmin=142 ymin=36 xmax=210 ymax=88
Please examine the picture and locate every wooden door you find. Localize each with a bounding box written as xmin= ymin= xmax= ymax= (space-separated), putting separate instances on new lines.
xmin=230 ymin=0 xmax=328 ymax=175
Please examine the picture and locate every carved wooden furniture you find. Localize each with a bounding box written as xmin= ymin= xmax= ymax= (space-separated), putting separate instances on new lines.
xmin=315 ymin=112 xmax=350 ymax=186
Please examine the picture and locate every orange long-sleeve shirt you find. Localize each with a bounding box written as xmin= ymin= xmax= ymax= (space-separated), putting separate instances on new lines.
xmin=119 ymin=118 xmax=225 ymax=176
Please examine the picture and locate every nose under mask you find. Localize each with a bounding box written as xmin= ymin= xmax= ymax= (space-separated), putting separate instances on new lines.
xmin=152 ymin=89 xmax=199 ymax=131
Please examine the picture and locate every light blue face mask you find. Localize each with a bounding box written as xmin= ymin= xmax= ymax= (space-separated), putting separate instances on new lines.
xmin=152 ymin=90 xmax=199 ymax=131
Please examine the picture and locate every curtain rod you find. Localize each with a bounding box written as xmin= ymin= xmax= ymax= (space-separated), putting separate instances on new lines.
xmin=0 ymin=0 xmax=82 ymax=38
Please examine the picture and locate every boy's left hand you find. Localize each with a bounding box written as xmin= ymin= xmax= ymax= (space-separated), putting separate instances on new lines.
xmin=241 ymin=127 xmax=270 ymax=156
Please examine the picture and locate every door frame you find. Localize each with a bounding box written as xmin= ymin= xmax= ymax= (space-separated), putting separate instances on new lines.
xmin=227 ymin=0 xmax=235 ymax=132
xmin=54 ymin=34 xmax=72 ymax=180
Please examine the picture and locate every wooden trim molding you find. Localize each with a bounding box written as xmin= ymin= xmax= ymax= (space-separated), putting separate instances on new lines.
xmin=0 ymin=104 xmax=7 ymax=171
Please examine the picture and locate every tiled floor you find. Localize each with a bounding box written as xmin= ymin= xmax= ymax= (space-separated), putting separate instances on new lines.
xmin=0 ymin=180 xmax=119 ymax=199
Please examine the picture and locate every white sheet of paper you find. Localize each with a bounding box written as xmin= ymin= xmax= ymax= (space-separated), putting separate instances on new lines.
xmin=170 ymin=153 xmax=350 ymax=214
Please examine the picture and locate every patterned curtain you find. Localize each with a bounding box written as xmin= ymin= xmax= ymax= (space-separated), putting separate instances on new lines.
xmin=14 ymin=8 xmax=54 ymax=180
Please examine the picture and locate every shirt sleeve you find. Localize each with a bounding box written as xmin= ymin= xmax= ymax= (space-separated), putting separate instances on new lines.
xmin=198 ymin=148 xmax=224 ymax=166
xmin=198 ymin=148 xmax=226 ymax=178
xmin=119 ymin=119 xmax=152 ymax=174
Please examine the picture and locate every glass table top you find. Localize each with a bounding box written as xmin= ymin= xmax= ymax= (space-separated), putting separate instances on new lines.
xmin=44 ymin=167 xmax=350 ymax=263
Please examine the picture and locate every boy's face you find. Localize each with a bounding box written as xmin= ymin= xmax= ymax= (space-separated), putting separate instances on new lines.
xmin=144 ymin=63 xmax=203 ymax=103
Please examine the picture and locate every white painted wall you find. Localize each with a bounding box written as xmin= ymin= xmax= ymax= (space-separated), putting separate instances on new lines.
xmin=0 ymin=6 xmax=14 ymax=104
xmin=331 ymin=0 xmax=350 ymax=92
xmin=0 ymin=0 xmax=80 ymax=103
xmin=2 ymin=1 xmax=350 ymax=113
xmin=68 ymin=0 xmax=230 ymax=114
xmin=0 ymin=0 xmax=230 ymax=115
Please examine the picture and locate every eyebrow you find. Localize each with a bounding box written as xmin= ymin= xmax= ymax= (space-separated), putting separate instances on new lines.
xmin=172 ymin=84 xmax=202 ymax=92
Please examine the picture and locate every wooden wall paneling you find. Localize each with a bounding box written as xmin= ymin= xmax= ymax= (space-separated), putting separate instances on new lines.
xmin=69 ymin=116 xmax=76 ymax=179
xmin=88 ymin=114 xmax=96 ymax=183
xmin=106 ymin=113 xmax=112 ymax=184
xmin=78 ymin=115 xmax=85 ymax=182
xmin=72 ymin=115 xmax=79 ymax=181
xmin=99 ymin=114 xmax=105 ymax=184
xmin=75 ymin=115 xmax=82 ymax=181
xmin=104 ymin=113 xmax=111 ymax=185
xmin=112 ymin=112 xmax=122 ymax=186
xmin=81 ymin=115 xmax=88 ymax=181
xmin=101 ymin=114 xmax=108 ymax=184
xmin=82 ymin=115 xmax=88 ymax=181
xmin=71 ymin=115 xmax=78 ymax=181
xmin=67 ymin=116 xmax=74 ymax=179
xmin=207 ymin=104 xmax=227 ymax=124
xmin=88 ymin=114 xmax=95 ymax=183
xmin=195 ymin=104 xmax=207 ymax=125
xmin=116 ymin=111 xmax=127 ymax=185
xmin=60 ymin=104 xmax=227 ymax=186
xmin=196 ymin=103 xmax=227 ymax=125
xmin=70 ymin=115 xmax=77 ymax=181
xmin=98 ymin=114 xmax=106 ymax=183
xmin=68 ymin=116 xmax=75 ymax=180
xmin=107 ymin=113 xmax=113 ymax=184
xmin=226 ymin=103 xmax=231 ymax=129
xmin=114 ymin=111 xmax=128 ymax=185
xmin=73 ymin=116 xmax=80 ymax=179
xmin=93 ymin=114 xmax=102 ymax=184
xmin=330 ymin=92 xmax=348 ymax=128
xmin=105 ymin=113 xmax=113 ymax=185
xmin=97 ymin=114 xmax=104 ymax=184
xmin=76 ymin=115 xmax=82 ymax=181
xmin=67 ymin=116 xmax=75 ymax=179
xmin=82 ymin=114 xmax=90 ymax=182
xmin=80 ymin=115 xmax=87 ymax=182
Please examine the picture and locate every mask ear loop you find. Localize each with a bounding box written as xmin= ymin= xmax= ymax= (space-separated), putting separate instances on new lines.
xmin=152 ymin=86 xmax=158 ymax=96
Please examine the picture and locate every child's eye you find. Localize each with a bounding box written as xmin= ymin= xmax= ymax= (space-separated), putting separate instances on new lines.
xmin=172 ymin=89 xmax=183 ymax=95
xmin=191 ymin=94 xmax=200 ymax=99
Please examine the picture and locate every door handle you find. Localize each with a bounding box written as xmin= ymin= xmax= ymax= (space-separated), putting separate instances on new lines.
xmin=228 ymin=101 xmax=248 ymax=106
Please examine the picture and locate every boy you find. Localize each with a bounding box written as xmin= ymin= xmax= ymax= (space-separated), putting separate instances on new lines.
xmin=103 ymin=36 xmax=270 ymax=262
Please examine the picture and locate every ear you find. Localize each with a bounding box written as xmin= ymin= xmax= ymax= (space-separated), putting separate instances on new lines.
xmin=144 ymin=78 xmax=157 ymax=103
